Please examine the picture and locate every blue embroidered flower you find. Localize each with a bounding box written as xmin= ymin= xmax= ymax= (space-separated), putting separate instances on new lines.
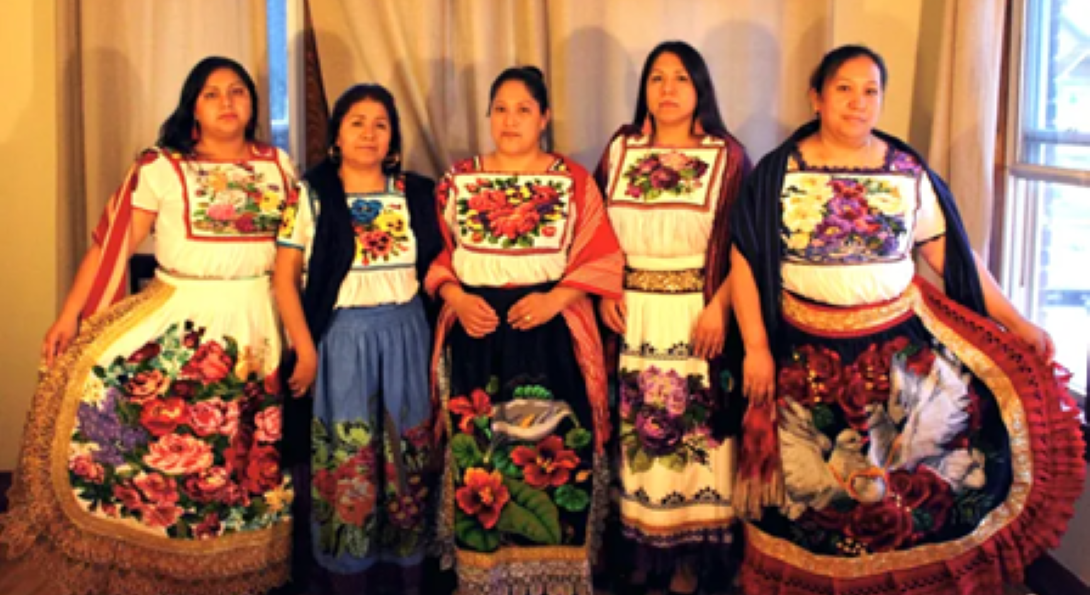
xmin=350 ymin=199 xmax=383 ymax=226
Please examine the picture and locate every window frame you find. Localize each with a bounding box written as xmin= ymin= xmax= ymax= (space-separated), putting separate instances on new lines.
xmin=1002 ymin=0 xmax=1090 ymax=401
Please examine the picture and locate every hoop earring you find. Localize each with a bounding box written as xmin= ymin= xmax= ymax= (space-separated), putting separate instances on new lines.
xmin=328 ymin=145 xmax=342 ymax=163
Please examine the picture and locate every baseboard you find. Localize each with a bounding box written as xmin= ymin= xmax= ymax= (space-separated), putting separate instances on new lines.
xmin=1027 ymin=553 xmax=1090 ymax=595
xmin=0 ymin=470 xmax=10 ymax=513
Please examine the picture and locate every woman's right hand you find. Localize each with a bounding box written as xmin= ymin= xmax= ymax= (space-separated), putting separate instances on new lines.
xmin=41 ymin=314 xmax=79 ymax=367
xmin=288 ymin=349 xmax=317 ymax=398
xmin=451 ymin=292 xmax=499 ymax=338
xmin=743 ymin=345 xmax=776 ymax=403
xmin=598 ymin=297 xmax=627 ymax=335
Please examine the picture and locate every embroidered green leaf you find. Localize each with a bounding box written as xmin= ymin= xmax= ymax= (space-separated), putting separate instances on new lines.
xmin=342 ymin=523 xmax=370 ymax=557
xmin=450 ymin=433 xmax=483 ymax=472
xmin=565 ymin=428 xmax=592 ymax=451
xmin=496 ymin=478 xmax=561 ymax=545
xmin=491 ymin=446 xmax=523 ymax=479
xmin=485 ymin=376 xmax=501 ymax=396
xmin=455 ymin=511 xmax=500 ymax=552
xmin=513 ymin=385 xmax=553 ymax=400
xmin=628 ymin=448 xmax=653 ymax=474
xmin=553 ymin=485 xmax=590 ymax=512
xmin=659 ymin=453 xmax=687 ymax=472
xmin=812 ymin=404 xmax=835 ymax=433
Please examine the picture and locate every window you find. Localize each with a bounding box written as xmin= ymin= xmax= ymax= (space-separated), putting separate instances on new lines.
xmin=267 ymin=0 xmax=290 ymax=152
xmin=1003 ymin=0 xmax=1090 ymax=396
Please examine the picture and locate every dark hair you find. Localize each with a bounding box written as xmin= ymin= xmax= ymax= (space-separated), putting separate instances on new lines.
xmin=157 ymin=56 xmax=260 ymax=154
xmin=633 ymin=41 xmax=729 ymax=139
xmin=487 ymin=66 xmax=549 ymax=114
xmin=327 ymin=84 xmax=403 ymax=175
xmin=809 ymin=44 xmax=888 ymax=94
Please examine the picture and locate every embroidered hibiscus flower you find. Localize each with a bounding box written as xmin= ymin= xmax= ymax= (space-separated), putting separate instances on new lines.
xmin=510 ymin=435 xmax=580 ymax=488
xmin=359 ymin=230 xmax=394 ymax=260
xmin=456 ymin=468 xmax=509 ymax=529
xmin=449 ymin=389 xmax=493 ymax=433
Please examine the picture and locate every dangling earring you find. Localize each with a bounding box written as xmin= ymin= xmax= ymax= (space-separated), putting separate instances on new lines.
xmin=328 ymin=145 xmax=342 ymax=163
xmin=382 ymin=152 xmax=401 ymax=169
xmin=191 ymin=121 xmax=201 ymax=142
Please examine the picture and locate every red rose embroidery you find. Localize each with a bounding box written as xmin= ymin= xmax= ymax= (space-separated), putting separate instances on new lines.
xmin=182 ymin=341 xmax=234 ymax=384
xmin=133 ymin=472 xmax=180 ymax=505
xmin=143 ymin=434 xmax=214 ymax=475
xmin=126 ymin=370 xmax=170 ymax=405
xmin=127 ymin=342 xmax=161 ymax=364
xmin=242 ymin=444 xmax=281 ymax=494
xmin=844 ymin=499 xmax=914 ymax=553
xmin=139 ymin=397 xmax=189 ymax=436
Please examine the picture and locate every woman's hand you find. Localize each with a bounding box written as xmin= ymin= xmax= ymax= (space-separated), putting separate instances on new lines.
xmin=598 ymin=297 xmax=627 ymax=335
xmin=1010 ymin=318 xmax=1056 ymax=362
xmin=41 ymin=314 xmax=80 ymax=367
xmin=743 ymin=345 xmax=776 ymax=403
xmin=451 ymin=292 xmax=500 ymax=338
xmin=288 ymin=349 xmax=317 ymax=398
xmin=508 ymin=292 xmax=563 ymax=331
xmin=692 ymin=303 xmax=725 ymax=360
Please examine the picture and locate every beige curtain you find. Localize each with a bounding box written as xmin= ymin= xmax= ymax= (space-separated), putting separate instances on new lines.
xmin=927 ymin=0 xmax=1008 ymax=256
xmin=309 ymin=0 xmax=830 ymax=177
xmin=59 ymin=0 xmax=271 ymax=283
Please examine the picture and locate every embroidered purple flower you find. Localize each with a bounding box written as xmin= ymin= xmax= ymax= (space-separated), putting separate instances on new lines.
xmin=635 ymin=408 xmax=683 ymax=456
xmin=638 ymin=367 xmax=687 ymax=409
xmin=619 ymin=381 xmax=642 ymax=421
xmin=812 ymin=216 xmax=851 ymax=246
xmin=649 ymin=167 xmax=681 ymax=190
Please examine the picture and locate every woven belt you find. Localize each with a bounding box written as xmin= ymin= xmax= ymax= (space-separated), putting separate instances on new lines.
xmin=623 ymin=268 xmax=705 ymax=293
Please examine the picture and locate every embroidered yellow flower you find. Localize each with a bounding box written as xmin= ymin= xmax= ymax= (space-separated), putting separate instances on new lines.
xmin=209 ymin=171 xmax=229 ymax=192
xmin=374 ymin=210 xmax=407 ymax=234
xmin=783 ymin=195 xmax=825 ymax=233
xmin=264 ymin=484 xmax=294 ymax=513
xmin=259 ymin=191 xmax=281 ymax=212
xmin=786 ymin=231 xmax=811 ymax=251
xmin=868 ymin=187 xmax=907 ymax=216
xmin=790 ymin=173 xmax=834 ymax=202
xmin=278 ymin=204 xmax=297 ymax=240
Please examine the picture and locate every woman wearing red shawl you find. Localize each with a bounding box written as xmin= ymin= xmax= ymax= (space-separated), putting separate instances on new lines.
xmin=0 ymin=57 xmax=295 ymax=594
xmin=593 ymin=41 xmax=748 ymax=595
xmin=427 ymin=66 xmax=623 ymax=595
xmin=731 ymin=45 xmax=1085 ymax=595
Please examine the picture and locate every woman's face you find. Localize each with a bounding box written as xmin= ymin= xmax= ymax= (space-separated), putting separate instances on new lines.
xmin=193 ymin=68 xmax=253 ymax=142
xmin=489 ymin=80 xmax=549 ymax=157
xmin=645 ymin=51 xmax=698 ymax=130
xmin=811 ymin=55 xmax=884 ymax=140
xmin=336 ymin=98 xmax=392 ymax=170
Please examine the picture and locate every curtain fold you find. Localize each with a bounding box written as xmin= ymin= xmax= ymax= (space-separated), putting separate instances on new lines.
xmin=927 ymin=0 xmax=1008 ymax=255
xmin=68 ymin=0 xmax=270 ymax=272
xmin=308 ymin=0 xmax=829 ymax=177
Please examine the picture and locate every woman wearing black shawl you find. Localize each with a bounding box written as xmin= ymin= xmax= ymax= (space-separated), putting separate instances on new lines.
xmin=273 ymin=84 xmax=441 ymax=595
xmin=730 ymin=46 xmax=1084 ymax=595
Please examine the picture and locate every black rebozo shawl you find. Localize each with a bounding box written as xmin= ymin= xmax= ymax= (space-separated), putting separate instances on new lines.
xmin=729 ymin=121 xmax=987 ymax=517
xmin=281 ymin=157 xmax=441 ymax=466
xmin=731 ymin=120 xmax=986 ymax=351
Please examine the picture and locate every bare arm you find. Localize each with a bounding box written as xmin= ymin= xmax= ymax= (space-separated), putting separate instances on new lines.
xmin=43 ymin=210 xmax=156 ymax=365
xmin=272 ymin=246 xmax=319 ymax=396
xmin=918 ymin=237 xmax=1054 ymax=359
xmin=730 ymin=246 xmax=776 ymax=401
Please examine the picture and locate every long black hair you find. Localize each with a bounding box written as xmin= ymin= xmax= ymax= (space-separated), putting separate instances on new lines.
xmin=487 ymin=65 xmax=550 ymax=114
xmin=156 ymin=56 xmax=260 ymax=154
xmin=809 ymin=44 xmax=889 ymax=94
xmin=633 ymin=41 xmax=729 ymax=138
xmin=327 ymin=84 xmax=403 ymax=175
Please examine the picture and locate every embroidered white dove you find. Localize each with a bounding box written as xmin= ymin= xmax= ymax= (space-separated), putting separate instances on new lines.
xmin=868 ymin=348 xmax=971 ymax=474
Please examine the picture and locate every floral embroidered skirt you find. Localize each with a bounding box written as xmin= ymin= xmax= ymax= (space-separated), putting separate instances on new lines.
xmin=741 ymin=278 xmax=1085 ymax=595
xmin=437 ymin=284 xmax=606 ymax=595
xmin=297 ymin=298 xmax=433 ymax=595
xmin=0 ymin=270 xmax=290 ymax=595
xmin=616 ymin=274 xmax=736 ymax=570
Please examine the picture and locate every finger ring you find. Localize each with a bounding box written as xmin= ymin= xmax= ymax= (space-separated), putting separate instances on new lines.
xmin=523 ymin=315 xmax=532 ymax=322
